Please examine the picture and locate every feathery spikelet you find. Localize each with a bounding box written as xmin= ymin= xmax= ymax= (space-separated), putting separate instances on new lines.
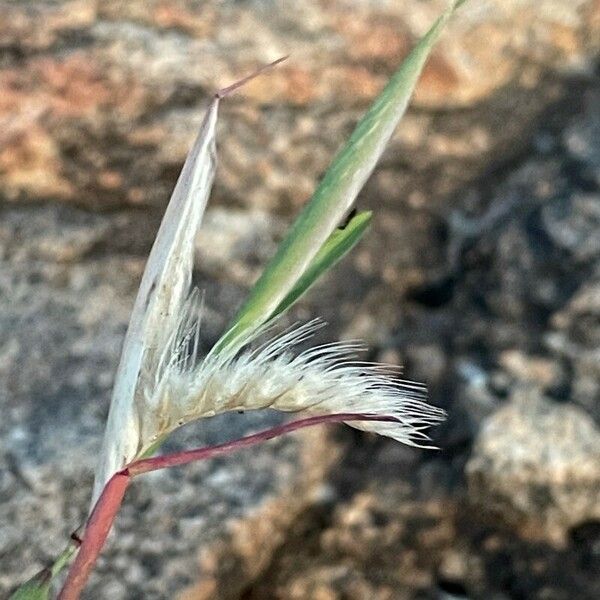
xmin=12 ymin=6 xmax=469 ymax=597
xmin=134 ymin=291 xmax=446 ymax=456
xmin=91 ymin=0 xmax=464 ymax=500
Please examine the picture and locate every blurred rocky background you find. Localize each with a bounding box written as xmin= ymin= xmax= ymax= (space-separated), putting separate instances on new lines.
xmin=1 ymin=0 xmax=599 ymax=598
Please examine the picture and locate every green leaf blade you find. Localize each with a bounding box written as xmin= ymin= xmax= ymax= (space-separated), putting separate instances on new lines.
xmin=217 ymin=1 xmax=464 ymax=352
xmin=270 ymin=211 xmax=372 ymax=319
xmin=9 ymin=571 xmax=50 ymax=600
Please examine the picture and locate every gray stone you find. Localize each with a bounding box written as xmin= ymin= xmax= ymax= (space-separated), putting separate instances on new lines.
xmin=195 ymin=207 xmax=285 ymax=286
xmin=548 ymin=270 xmax=600 ymax=417
xmin=466 ymin=389 xmax=600 ymax=543
xmin=563 ymin=88 xmax=600 ymax=187
xmin=0 ymin=204 xmax=338 ymax=598
xmin=541 ymin=193 xmax=600 ymax=263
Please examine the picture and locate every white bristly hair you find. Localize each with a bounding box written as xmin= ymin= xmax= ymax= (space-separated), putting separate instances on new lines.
xmin=134 ymin=290 xmax=446 ymax=456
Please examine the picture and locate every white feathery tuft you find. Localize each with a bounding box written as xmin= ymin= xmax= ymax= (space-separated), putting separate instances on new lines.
xmin=92 ymin=97 xmax=220 ymax=504
xmin=92 ymin=44 xmax=457 ymax=504
xmin=134 ymin=290 xmax=446 ymax=456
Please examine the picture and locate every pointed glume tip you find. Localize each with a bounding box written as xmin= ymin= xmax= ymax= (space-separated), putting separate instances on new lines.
xmin=215 ymin=55 xmax=289 ymax=99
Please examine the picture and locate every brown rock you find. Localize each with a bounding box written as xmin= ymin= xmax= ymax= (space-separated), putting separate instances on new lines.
xmin=178 ymin=428 xmax=340 ymax=600
xmin=466 ymin=389 xmax=600 ymax=544
xmin=0 ymin=0 xmax=597 ymax=209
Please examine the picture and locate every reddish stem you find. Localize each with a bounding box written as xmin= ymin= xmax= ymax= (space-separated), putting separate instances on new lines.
xmin=216 ymin=55 xmax=288 ymax=99
xmin=57 ymin=471 xmax=130 ymax=600
xmin=57 ymin=413 xmax=396 ymax=599
xmin=128 ymin=413 xmax=395 ymax=475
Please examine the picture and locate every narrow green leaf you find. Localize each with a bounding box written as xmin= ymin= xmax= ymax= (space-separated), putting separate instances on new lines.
xmin=9 ymin=571 xmax=50 ymax=600
xmin=269 ymin=211 xmax=372 ymax=320
xmin=9 ymin=542 xmax=77 ymax=600
xmin=216 ymin=1 xmax=464 ymax=353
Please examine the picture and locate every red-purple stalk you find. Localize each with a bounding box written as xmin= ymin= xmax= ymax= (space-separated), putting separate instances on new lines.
xmin=57 ymin=471 xmax=130 ymax=600
xmin=215 ymin=55 xmax=288 ymax=99
xmin=58 ymin=413 xmax=397 ymax=599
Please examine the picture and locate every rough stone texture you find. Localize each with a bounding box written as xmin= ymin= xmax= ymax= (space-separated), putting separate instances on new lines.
xmin=1 ymin=0 xmax=599 ymax=211
xmin=195 ymin=207 xmax=286 ymax=287
xmin=1 ymin=0 xmax=600 ymax=599
xmin=467 ymin=389 xmax=600 ymax=543
xmin=241 ymin=433 xmax=600 ymax=600
xmin=209 ymin=60 xmax=600 ymax=600
xmin=0 ymin=202 xmax=336 ymax=598
xmin=549 ymin=271 xmax=600 ymax=416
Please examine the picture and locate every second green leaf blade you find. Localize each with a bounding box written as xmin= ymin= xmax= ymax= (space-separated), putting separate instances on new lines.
xmin=217 ymin=1 xmax=465 ymax=353
xmin=270 ymin=210 xmax=372 ymax=320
